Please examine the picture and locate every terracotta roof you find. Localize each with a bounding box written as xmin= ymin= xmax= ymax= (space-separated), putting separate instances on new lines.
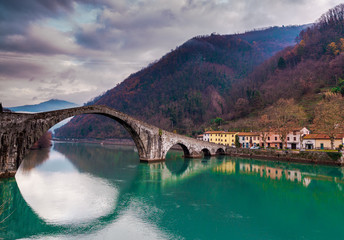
xmin=204 ymin=131 xmax=237 ymax=134
xmin=197 ymin=134 xmax=203 ymax=137
xmin=291 ymin=127 xmax=308 ymax=131
xmin=303 ymin=133 xmax=344 ymax=139
xmin=204 ymin=131 xmax=225 ymax=134
xmin=238 ymin=132 xmax=260 ymax=136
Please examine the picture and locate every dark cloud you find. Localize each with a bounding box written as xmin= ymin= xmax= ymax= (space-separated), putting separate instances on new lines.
xmin=0 ymin=60 xmax=44 ymax=78
xmin=75 ymin=27 xmax=105 ymax=50
xmin=0 ymin=0 xmax=73 ymax=25
xmin=7 ymin=23 xmax=82 ymax=55
xmin=0 ymin=0 xmax=343 ymax=107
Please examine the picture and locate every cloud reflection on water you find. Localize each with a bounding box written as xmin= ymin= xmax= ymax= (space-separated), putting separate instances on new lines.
xmin=16 ymin=150 xmax=118 ymax=225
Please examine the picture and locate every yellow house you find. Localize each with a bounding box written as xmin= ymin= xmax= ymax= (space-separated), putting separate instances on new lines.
xmin=206 ymin=131 xmax=238 ymax=146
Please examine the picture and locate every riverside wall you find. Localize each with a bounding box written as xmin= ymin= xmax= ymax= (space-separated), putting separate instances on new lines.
xmin=225 ymin=147 xmax=344 ymax=166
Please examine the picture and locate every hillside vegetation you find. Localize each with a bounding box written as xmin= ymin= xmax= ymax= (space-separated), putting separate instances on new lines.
xmin=229 ymin=4 xmax=344 ymax=120
xmin=56 ymin=25 xmax=306 ymax=139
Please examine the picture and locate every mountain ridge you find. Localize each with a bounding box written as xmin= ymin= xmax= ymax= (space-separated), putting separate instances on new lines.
xmin=9 ymin=99 xmax=79 ymax=113
xmin=56 ymin=24 xmax=307 ymax=139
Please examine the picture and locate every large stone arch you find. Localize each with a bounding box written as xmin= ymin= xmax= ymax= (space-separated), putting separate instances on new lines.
xmin=33 ymin=106 xmax=147 ymax=159
xmin=0 ymin=105 xmax=160 ymax=172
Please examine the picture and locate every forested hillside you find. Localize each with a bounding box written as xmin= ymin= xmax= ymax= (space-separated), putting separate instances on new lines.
xmin=228 ymin=4 xmax=344 ymax=120
xmin=56 ymin=25 xmax=307 ymax=138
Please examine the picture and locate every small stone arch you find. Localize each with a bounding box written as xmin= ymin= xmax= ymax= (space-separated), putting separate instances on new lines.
xmin=201 ymin=148 xmax=211 ymax=157
xmin=164 ymin=142 xmax=191 ymax=159
xmin=216 ymin=148 xmax=225 ymax=155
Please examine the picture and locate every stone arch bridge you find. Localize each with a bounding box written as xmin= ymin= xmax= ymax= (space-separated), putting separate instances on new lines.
xmin=0 ymin=105 xmax=227 ymax=177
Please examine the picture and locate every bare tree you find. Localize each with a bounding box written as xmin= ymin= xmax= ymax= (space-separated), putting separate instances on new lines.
xmin=268 ymin=99 xmax=306 ymax=149
xmin=313 ymin=92 xmax=344 ymax=149
xmin=257 ymin=114 xmax=271 ymax=149
xmin=31 ymin=131 xmax=52 ymax=149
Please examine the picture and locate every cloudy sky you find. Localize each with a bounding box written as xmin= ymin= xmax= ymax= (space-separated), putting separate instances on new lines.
xmin=0 ymin=0 xmax=342 ymax=107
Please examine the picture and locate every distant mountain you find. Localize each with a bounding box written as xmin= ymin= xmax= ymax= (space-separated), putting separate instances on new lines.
xmin=56 ymin=24 xmax=307 ymax=139
xmin=9 ymin=99 xmax=79 ymax=113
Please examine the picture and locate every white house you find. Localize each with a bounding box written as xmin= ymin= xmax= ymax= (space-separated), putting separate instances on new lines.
xmin=287 ymin=127 xmax=310 ymax=149
xmin=203 ymin=132 xmax=210 ymax=142
xmin=302 ymin=136 xmax=316 ymax=149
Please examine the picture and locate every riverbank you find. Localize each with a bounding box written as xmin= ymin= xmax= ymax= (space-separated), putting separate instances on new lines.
xmin=52 ymin=138 xmax=185 ymax=151
xmin=52 ymin=138 xmax=135 ymax=146
xmin=225 ymin=148 xmax=344 ymax=166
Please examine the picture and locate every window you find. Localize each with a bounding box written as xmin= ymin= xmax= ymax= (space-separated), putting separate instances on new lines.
xmin=275 ymin=137 xmax=277 ymax=141
xmin=268 ymin=137 xmax=270 ymax=140
xmin=294 ymin=137 xmax=296 ymax=141
xmin=287 ymin=137 xmax=290 ymax=141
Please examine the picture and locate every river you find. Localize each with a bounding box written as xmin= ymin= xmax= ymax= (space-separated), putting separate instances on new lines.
xmin=1 ymin=142 xmax=344 ymax=239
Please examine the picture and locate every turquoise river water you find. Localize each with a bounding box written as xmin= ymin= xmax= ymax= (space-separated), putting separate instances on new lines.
xmin=1 ymin=142 xmax=344 ymax=239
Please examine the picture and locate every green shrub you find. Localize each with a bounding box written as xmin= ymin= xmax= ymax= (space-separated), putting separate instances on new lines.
xmin=326 ymin=152 xmax=342 ymax=161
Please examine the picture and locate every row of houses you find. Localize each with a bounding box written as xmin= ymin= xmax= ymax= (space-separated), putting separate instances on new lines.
xmin=197 ymin=128 xmax=344 ymax=150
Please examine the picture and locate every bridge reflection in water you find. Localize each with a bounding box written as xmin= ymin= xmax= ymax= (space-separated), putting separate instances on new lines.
xmin=2 ymin=142 xmax=344 ymax=239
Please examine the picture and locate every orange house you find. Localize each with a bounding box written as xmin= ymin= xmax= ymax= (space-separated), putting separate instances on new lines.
xmin=265 ymin=133 xmax=282 ymax=149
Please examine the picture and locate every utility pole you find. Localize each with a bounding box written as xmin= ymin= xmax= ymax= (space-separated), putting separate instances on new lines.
xmin=0 ymin=102 xmax=3 ymax=113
